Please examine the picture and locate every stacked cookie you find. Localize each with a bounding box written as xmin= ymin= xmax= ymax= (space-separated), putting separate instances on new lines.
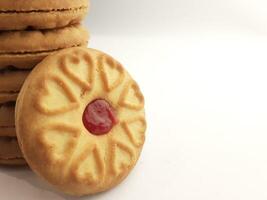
xmin=0 ymin=0 xmax=90 ymax=165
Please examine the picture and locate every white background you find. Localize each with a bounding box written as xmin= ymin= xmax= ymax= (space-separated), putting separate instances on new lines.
xmin=1 ymin=0 xmax=267 ymax=199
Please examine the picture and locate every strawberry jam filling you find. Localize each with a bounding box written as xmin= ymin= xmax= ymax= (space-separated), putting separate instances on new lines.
xmin=82 ymin=99 xmax=118 ymax=135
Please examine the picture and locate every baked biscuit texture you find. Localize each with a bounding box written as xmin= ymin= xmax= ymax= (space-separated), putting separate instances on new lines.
xmin=0 ymin=127 xmax=16 ymax=137
xmin=0 ymin=0 xmax=89 ymax=30
xmin=0 ymin=49 xmax=85 ymax=70
xmin=0 ymin=25 xmax=89 ymax=53
xmin=0 ymin=158 xmax=26 ymax=165
xmin=0 ymin=95 xmax=25 ymax=165
xmin=0 ymin=69 xmax=30 ymax=136
xmin=0 ymin=93 xmax=17 ymax=104
xmin=0 ymin=137 xmax=26 ymax=165
xmin=0 ymin=69 xmax=29 ymax=92
xmin=0 ymin=0 xmax=89 ymax=11
xmin=0 ymin=103 xmax=15 ymax=127
xmin=16 ymin=47 xmax=146 ymax=196
xmin=0 ymin=25 xmax=89 ymax=69
xmin=0 ymin=102 xmax=16 ymax=137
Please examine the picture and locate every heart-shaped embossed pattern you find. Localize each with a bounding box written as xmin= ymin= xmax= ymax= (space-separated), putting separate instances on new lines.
xmin=16 ymin=48 xmax=146 ymax=195
xmin=119 ymin=81 xmax=144 ymax=110
xmin=71 ymin=145 xmax=105 ymax=185
xmin=110 ymin=140 xmax=135 ymax=176
xmin=121 ymin=117 xmax=146 ymax=147
xmin=98 ymin=55 xmax=125 ymax=92
xmin=60 ymin=50 xmax=94 ymax=92
xmin=37 ymin=124 xmax=81 ymax=164
xmin=35 ymin=75 xmax=79 ymax=115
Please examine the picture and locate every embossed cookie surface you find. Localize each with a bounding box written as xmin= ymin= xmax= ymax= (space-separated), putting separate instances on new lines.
xmin=16 ymin=47 xmax=146 ymax=196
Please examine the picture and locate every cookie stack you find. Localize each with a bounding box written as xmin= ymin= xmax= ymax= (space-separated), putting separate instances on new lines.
xmin=0 ymin=0 xmax=90 ymax=165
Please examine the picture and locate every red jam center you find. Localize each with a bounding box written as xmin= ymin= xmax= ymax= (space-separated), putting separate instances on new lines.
xmin=82 ymin=99 xmax=118 ymax=135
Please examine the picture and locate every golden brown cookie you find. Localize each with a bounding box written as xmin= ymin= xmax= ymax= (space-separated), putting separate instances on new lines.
xmin=0 ymin=68 xmax=27 ymax=137
xmin=0 ymin=69 xmax=29 ymax=92
xmin=16 ymin=47 xmax=146 ymax=196
xmin=0 ymin=70 xmax=29 ymax=137
xmin=0 ymin=0 xmax=89 ymax=30
xmin=0 ymin=137 xmax=26 ymax=165
xmin=0 ymin=102 xmax=15 ymax=137
xmin=0 ymin=158 xmax=26 ymax=165
xmin=0 ymin=127 xmax=16 ymax=137
xmin=0 ymin=93 xmax=17 ymax=104
xmin=0 ymin=102 xmax=15 ymax=127
xmin=0 ymin=25 xmax=89 ymax=69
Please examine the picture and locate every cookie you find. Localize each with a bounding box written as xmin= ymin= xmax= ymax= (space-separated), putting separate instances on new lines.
xmin=0 ymin=158 xmax=26 ymax=165
xmin=16 ymin=47 xmax=146 ymax=196
xmin=0 ymin=68 xmax=30 ymax=138
xmin=0 ymin=25 xmax=89 ymax=69
xmin=0 ymin=69 xmax=29 ymax=137
xmin=0 ymin=137 xmax=26 ymax=165
xmin=0 ymin=68 xmax=29 ymax=92
xmin=0 ymin=127 xmax=16 ymax=137
xmin=0 ymin=102 xmax=15 ymax=137
xmin=0 ymin=102 xmax=15 ymax=127
xmin=0 ymin=0 xmax=89 ymax=30
xmin=0 ymin=93 xmax=17 ymax=104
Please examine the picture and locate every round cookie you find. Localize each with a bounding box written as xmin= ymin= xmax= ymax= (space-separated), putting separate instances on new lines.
xmin=0 ymin=25 xmax=89 ymax=69
xmin=0 ymin=0 xmax=89 ymax=30
xmin=16 ymin=47 xmax=146 ymax=196
xmin=0 ymin=137 xmax=26 ymax=165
